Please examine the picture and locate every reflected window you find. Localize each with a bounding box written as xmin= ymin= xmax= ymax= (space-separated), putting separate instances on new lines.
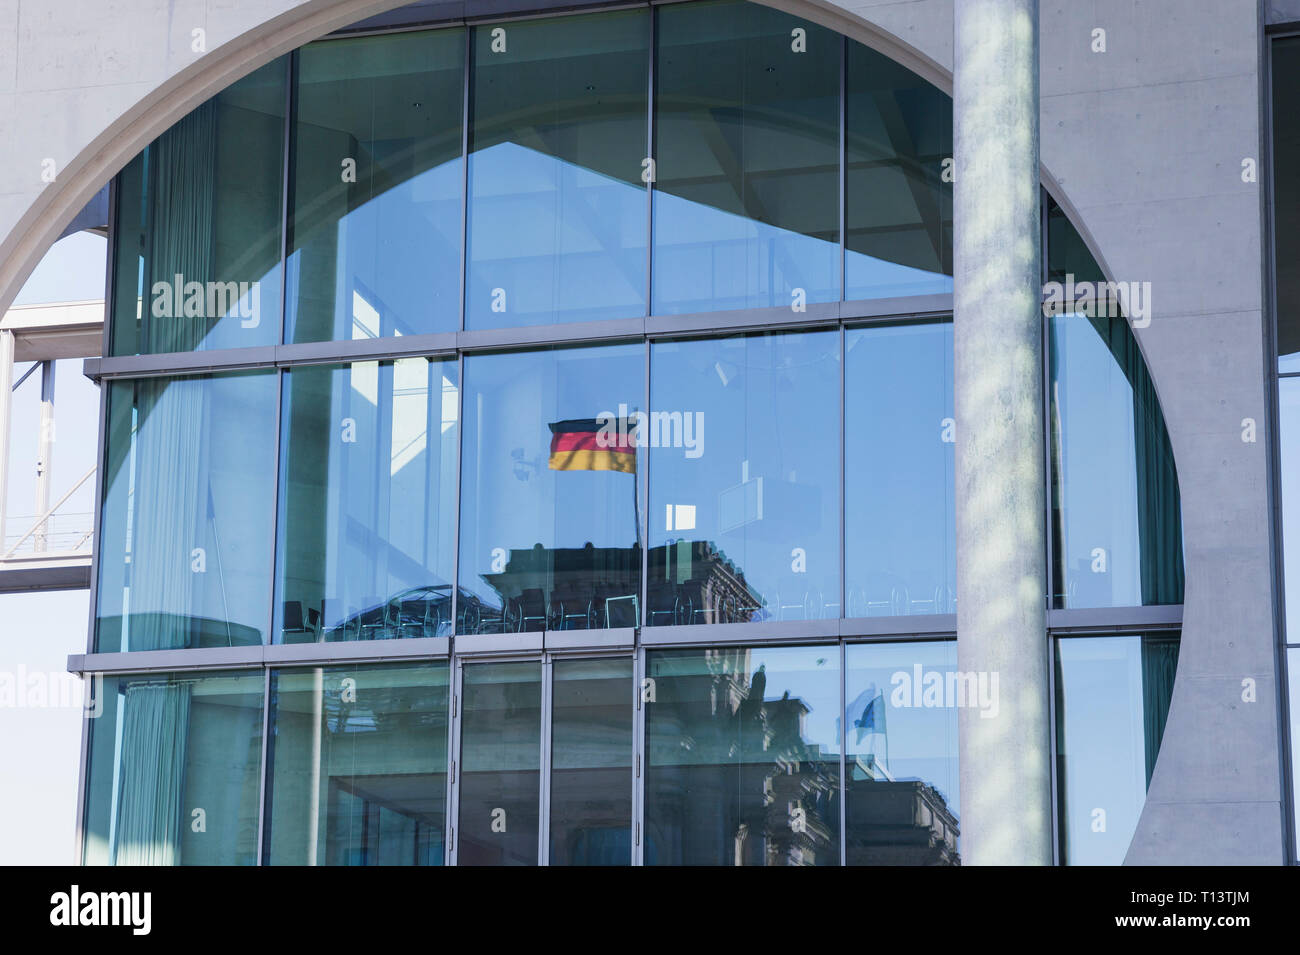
xmin=653 ymin=0 xmax=839 ymax=314
xmin=457 ymin=661 xmax=542 ymax=865
xmin=845 ymin=42 xmax=952 ymax=299
xmin=845 ymin=321 xmax=954 ymax=617
xmin=287 ymin=31 xmax=464 ymax=343
xmin=466 ymin=11 xmax=649 ymax=328
xmin=845 ymin=641 xmax=959 ymax=865
xmin=111 ymin=59 xmax=286 ymax=355
xmin=275 ymin=359 xmax=458 ymax=643
xmin=458 ymin=345 xmax=643 ymax=634
xmin=644 ymin=645 xmax=840 ymax=865
xmin=1055 ymin=633 xmax=1179 ymax=865
xmin=550 ymin=657 xmax=633 ymax=865
xmin=264 ymin=663 xmax=449 ymax=865
xmin=83 ymin=671 xmax=263 ymax=865
xmin=1272 ymin=36 xmax=1300 ymax=372
xmin=648 ymin=331 xmax=839 ymax=625
xmin=97 ymin=372 xmax=278 ymax=651
xmin=1050 ymin=312 xmax=1184 ymax=608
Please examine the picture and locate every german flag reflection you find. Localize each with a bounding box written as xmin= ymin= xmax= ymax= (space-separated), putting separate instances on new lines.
xmin=547 ymin=418 xmax=637 ymax=473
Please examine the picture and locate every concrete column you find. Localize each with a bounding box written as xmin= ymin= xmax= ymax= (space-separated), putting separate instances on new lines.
xmin=0 ymin=329 xmax=13 ymax=551
xmin=953 ymin=0 xmax=1052 ymax=865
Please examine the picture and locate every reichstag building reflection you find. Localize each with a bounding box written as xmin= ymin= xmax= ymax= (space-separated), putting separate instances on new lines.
xmin=83 ymin=0 xmax=1184 ymax=866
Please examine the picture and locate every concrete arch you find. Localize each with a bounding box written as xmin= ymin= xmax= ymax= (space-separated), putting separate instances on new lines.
xmin=0 ymin=0 xmax=1281 ymax=864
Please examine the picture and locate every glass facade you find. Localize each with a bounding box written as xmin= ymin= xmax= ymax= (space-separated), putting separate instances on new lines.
xmin=467 ymin=10 xmax=649 ymax=327
xmin=845 ymin=321 xmax=954 ymax=616
xmin=83 ymin=0 xmax=1187 ymax=866
xmin=96 ymin=372 xmax=279 ymax=652
xmin=111 ymin=60 xmax=286 ymax=355
xmin=644 ymin=645 xmax=840 ymax=865
xmin=458 ymin=344 xmax=643 ymax=633
xmin=653 ymin=1 xmax=839 ymax=313
xmin=287 ymin=30 xmax=465 ymax=343
xmin=845 ymin=640 xmax=959 ymax=864
xmin=275 ymin=359 xmax=459 ymax=643
xmin=264 ymin=663 xmax=449 ymax=865
xmin=84 ymin=671 xmax=264 ymax=865
xmin=1046 ymin=200 xmax=1184 ymax=610
xmin=1271 ymin=36 xmax=1300 ymax=863
xmin=1054 ymin=633 xmax=1179 ymax=865
xmin=648 ymin=331 xmax=839 ymax=625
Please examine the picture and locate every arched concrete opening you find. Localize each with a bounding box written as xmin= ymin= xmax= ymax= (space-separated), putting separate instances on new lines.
xmin=2 ymin=0 xmax=1278 ymax=865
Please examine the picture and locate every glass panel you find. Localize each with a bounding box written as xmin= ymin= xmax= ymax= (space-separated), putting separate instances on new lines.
xmin=96 ymin=372 xmax=278 ymax=651
xmin=653 ymin=0 xmax=839 ymax=314
xmin=1055 ymin=633 xmax=1179 ymax=865
xmin=644 ymin=645 xmax=840 ymax=865
xmin=264 ymin=663 xmax=450 ymax=865
xmin=457 ymin=661 xmax=542 ymax=865
xmin=287 ymin=30 xmax=464 ymax=343
xmin=844 ymin=42 xmax=952 ymax=299
xmin=466 ymin=10 xmax=649 ymax=329
xmin=549 ymin=657 xmax=633 ymax=865
xmin=458 ymin=345 xmax=643 ymax=635
xmin=647 ymin=332 xmax=839 ymax=625
xmin=844 ymin=321 xmax=954 ymax=617
xmin=1050 ymin=311 xmax=1184 ymax=608
xmin=1290 ymin=647 xmax=1300 ymax=861
xmin=844 ymin=641 xmax=959 ymax=865
xmin=111 ymin=59 xmax=286 ymax=355
xmin=1272 ymin=37 xmax=1300 ymax=372
xmin=83 ymin=671 xmax=263 ymax=865
xmin=1281 ymin=378 xmax=1300 ymax=642
xmin=275 ymin=359 xmax=459 ymax=643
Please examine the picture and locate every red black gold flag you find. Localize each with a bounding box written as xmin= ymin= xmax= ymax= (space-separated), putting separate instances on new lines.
xmin=548 ymin=418 xmax=637 ymax=473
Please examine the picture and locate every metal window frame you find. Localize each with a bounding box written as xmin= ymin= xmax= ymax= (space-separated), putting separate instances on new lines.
xmin=1264 ymin=26 xmax=1300 ymax=866
xmin=72 ymin=0 xmax=1193 ymax=868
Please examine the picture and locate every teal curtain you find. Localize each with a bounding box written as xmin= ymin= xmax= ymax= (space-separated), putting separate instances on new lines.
xmin=143 ymin=100 xmax=217 ymax=354
xmin=127 ymin=102 xmax=220 ymax=651
xmin=1141 ymin=634 xmax=1180 ymax=787
xmin=112 ymin=681 xmax=192 ymax=865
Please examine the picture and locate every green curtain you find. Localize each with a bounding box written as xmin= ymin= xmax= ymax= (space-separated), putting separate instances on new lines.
xmin=112 ymin=681 xmax=192 ymax=866
xmin=128 ymin=100 xmax=219 ymax=652
xmin=1141 ymin=634 xmax=1180 ymax=787
xmin=144 ymin=100 xmax=217 ymax=354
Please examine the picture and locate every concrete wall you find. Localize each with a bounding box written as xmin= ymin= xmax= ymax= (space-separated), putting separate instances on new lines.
xmin=0 ymin=0 xmax=1285 ymax=862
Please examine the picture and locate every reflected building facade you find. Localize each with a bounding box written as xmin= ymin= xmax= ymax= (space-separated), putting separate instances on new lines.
xmin=77 ymin=0 xmax=1193 ymax=866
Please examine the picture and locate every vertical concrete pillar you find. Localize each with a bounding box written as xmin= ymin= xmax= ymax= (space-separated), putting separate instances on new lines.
xmin=953 ymin=0 xmax=1052 ymax=865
